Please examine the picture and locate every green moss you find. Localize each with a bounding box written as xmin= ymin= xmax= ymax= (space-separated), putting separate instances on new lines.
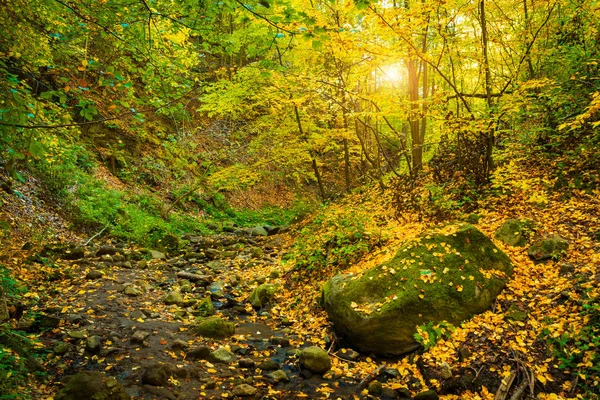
xmin=195 ymin=317 xmax=235 ymax=339
xmin=322 ymin=224 xmax=514 ymax=355
xmin=495 ymin=219 xmax=534 ymax=247
xmin=248 ymin=283 xmax=279 ymax=308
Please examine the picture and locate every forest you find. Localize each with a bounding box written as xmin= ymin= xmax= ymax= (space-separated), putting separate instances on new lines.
xmin=0 ymin=0 xmax=599 ymax=398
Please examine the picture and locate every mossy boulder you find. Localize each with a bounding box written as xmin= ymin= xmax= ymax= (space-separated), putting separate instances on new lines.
xmin=195 ymin=317 xmax=235 ymax=339
xmin=528 ymin=235 xmax=569 ymax=261
xmin=322 ymin=224 xmax=514 ymax=356
xmin=54 ymin=371 xmax=129 ymax=400
xmin=194 ymin=296 xmax=215 ymax=317
xmin=299 ymin=346 xmax=332 ymax=374
xmin=494 ymin=219 xmax=534 ymax=247
xmin=248 ymin=283 xmax=279 ymax=309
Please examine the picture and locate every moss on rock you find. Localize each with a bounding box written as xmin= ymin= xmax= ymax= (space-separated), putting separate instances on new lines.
xmin=248 ymin=283 xmax=279 ymax=309
xmin=322 ymin=224 xmax=514 ymax=356
xmin=494 ymin=219 xmax=534 ymax=247
xmin=54 ymin=371 xmax=129 ymax=400
xmin=195 ymin=317 xmax=235 ymax=339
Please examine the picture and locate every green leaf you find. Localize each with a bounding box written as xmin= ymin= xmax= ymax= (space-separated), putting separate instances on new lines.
xmin=28 ymin=140 xmax=45 ymax=158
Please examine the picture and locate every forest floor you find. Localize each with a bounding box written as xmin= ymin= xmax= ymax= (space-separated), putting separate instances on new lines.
xmin=1 ymin=171 xmax=599 ymax=400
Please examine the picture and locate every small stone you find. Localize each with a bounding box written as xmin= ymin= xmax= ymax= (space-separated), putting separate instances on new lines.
xmin=414 ymin=390 xmax=439 ymax=400
xmin=68 ymin=330 xmax=87 ymax=339
xmin=397 ymin=387 xmax=412 ymax=399
xmin=53 ymin=342 xmax=71 ymax=355
xmin=233 ymin=384 xmax=257 ymax=397
xmin=86 ymin=335 xmax=102 ymax=354
xmin=238 ymin=358 xmax=255 ymax=369
xmin=129 ymin=310 xmax=146 ymax=320
xmin=209 ymin=347 xmax=236 ymax=364
xmin=368 ymin=381 xmax=383 ymax=396
xmin=440 ymin=362 xmax=452 ymax=379
xmin=528 ymin=235 xmax=569 ymax=261
xmin=131 ymin=331 xmax=150 ymax=344
xmin=257 ymin=359 xmax=280 ymax=371
xmin=268 ymin=369 xmax=289 ymax=383
xmin=171 ymin=339 xmax=189 ymax=350
xmin=150 ymin=250 xmax=166 ymax=260
xmin=248 ymin=283 xmax=278 ymax=309
xmin=96 ymin=246 xmax=118 ymax=256
xmin=299 ymin=346 xmax=331 ymax=374
xmin=384 ymin=368 xmax=400 ymax=378
xmin=38 ymin=314 xmax=61 ymax=329
xmin=381 ymin=387 xmax=399 ymax=399
xmin=186 ymin=346 xmax=211 ymax=360
xmin=142 ymin=363 xmax=171 ymax=386
xmin=335 ymin=348 xmax=360 ymax=361
xmin=164 ymin=291 xmax=183 ymax=305
xmin=85 ymin=270 xmax=103 ymax=280
xmin=270 ymin=337 xmax=290 ymax=347
xmin=124 ymin=286 xmax=143 ymax=296
xmin=299 ymin=369 xmax=312 ymax=379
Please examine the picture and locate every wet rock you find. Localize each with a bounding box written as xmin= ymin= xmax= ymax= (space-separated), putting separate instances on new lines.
xmin=131 ymin=330 xmax=150 ymax=344
xmin=209 ymin=347 xmax=236 ymax=363
xmin=38 ymin=313 xmax=61 ymax=329
xmin=239 ymin=358 xmax=255 ymax=369
xmin=195 ymin=316 xmax=235 ymax=339
xmin=268 ymin=369 xmax=289 ymax=383
xmin=186 ymin=346 xmax=211 ymax=360
xmin=85 ymin=335 xmax=102 ymax=354
xmin=368 ymin=381 xmax=383 ymax=396
xmin=207 ymin=281 xmax=225 ymax=298
xmin=124 ymin=285 xmax=143 ymax=296
xmin=67 ymin=330 xmax=87 ymax=339
xmin=142 ymin=363 xmax=172 ymax=386
xmin=143 ymin=385 xmax=176 ymax=400
xmin=299 ymin=346 xmax=331 ymax=374
xmin=381 ymin=387 xmax=399 ymax=399
xmin=414 ymin=390 xmax=439 ymax=400
xmin=299 ymin=370 xmax=312 ymax=379
xmin=171 ymin=339 xmax=189 ymax=350
xmin=270 ymin=337 xmax=290 ymax=347
xmin=233 ymin=383 xmax=257 ymax=397
xmin=335 ymin=348 xmax=360 ymax=361
xmin=257 ymin=359 xmax=280 ymax=371
xmin=264 ymin=225 xmax=280 ymax=236
xmin=205 ymin=249 xmax=220 ymax=260
xmin=193 ymin=296 xmax=215 ymax=317
xmin=85 ymin=270 xmax=103 ymax=280
xmin=53 ymin=342 xmax=71 ymax=355
xmin=248 ymin=283 xmax=279 ymax=308
xmin=129 ymin=310 xmax=146 ymax=320
xmin=164 ymin=291 xmax=184 ymax=305
xmin=528 ymin=235 xmax=569 ymax=261
xmin=397 ymin=387 xmax=412 ymax=399
xmin=54 ymin=371 xmax=128 ymax=400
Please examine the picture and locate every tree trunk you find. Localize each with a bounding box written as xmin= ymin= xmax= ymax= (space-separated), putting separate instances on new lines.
xmin=294 ymin=104 xmax=326 ymax=201
xmin=0 ymin=286 xmax=9 ymax=322
xmin=480 ymin=0 xmax=495 ymax=178
xmin=407 ymin=58 xmax=422 ymax=172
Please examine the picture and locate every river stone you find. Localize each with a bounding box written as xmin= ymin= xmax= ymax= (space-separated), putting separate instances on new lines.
xmin=251 ymin=226 xmax=268 ymax=237
xmin=248 ymin=283 xmax=279 ymax=308
xmin=528 ymin=235 xmax=569 ymax=261
xmin=195 ymin=317 xmax=235 ymax=339
xmin=164 ymin=291 xmax=183 ymax=305
xmin=322 ymin=224 xmax=514 ymax=356
xmin=299 ymin=346 xmax=331 ymax=374
xmin=494 ymin=219 xmax=533 ymax=247
xmin=142 ymin=363 xmax=172 ymax=386
xmin=209 ymin=346 xmax=236 ymax=363
xmin=414 ymin=390 xmax=439 ymax=400
xmin=54 ymin=371 xmax=128 ymax=400
xmin=85 ymin=335 xmax=102 ymax=354
xmin=194 ymin=296 xmax=215 ymax=317
xmin=268 ymin=369 xmax=290 ymax=383
xmin=233 ymin=384 xmax=257 ymax=396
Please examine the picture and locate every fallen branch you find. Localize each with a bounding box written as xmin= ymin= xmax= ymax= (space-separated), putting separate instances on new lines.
xmin=494 ymin=370 xmax=517 ymax=400
xmin=83 ymin=225 xmax=109 ymax=246
xmin=357 ymin=364 xmax=386 ymax=392
xmin=509 ymin=379 xmax=529 ymax=400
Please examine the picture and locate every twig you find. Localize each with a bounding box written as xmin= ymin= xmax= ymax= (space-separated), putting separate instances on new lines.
xmin=83 ymin=225 xmax=109 ymax=246
xmin=357 ymin=364 xmax=386 ymax=392
xmin=494 ymin=370 xmax=516 ymax=400
xmin=509 ymin=379 xmax=528 ymax=400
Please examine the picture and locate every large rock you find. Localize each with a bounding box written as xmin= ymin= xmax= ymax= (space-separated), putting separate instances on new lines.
xmin=54 ymin=371 xmax=129 ymax=400
xmin=322 ymin=224 xmax=514 ymax=356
